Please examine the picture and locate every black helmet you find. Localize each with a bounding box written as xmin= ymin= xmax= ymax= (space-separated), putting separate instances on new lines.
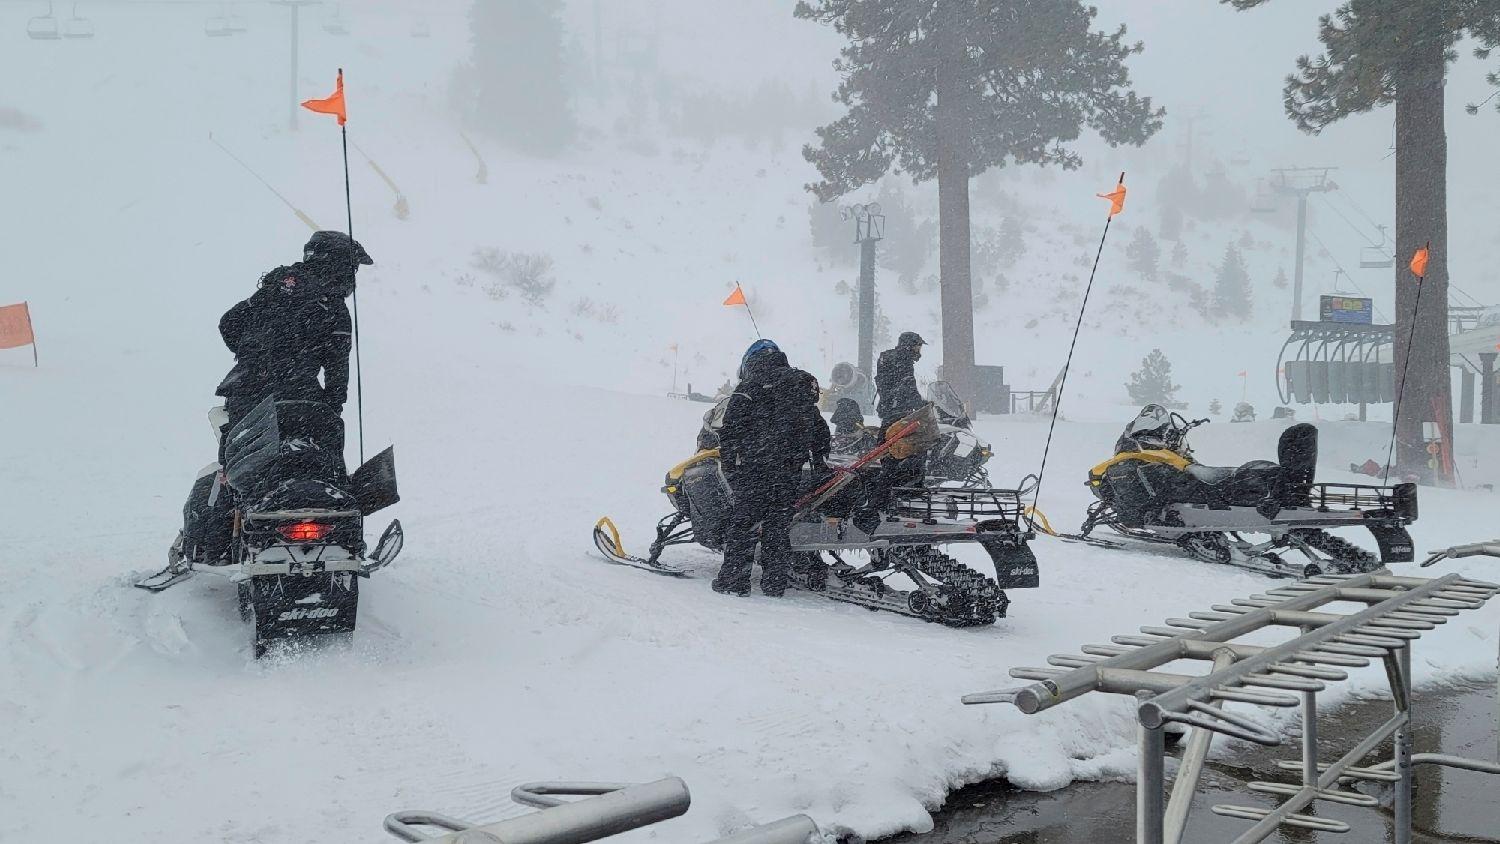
xmin=304 ymin=231 xmax=374 ymax=266
xmin=897 ymin=331 xmax=926 ymax=348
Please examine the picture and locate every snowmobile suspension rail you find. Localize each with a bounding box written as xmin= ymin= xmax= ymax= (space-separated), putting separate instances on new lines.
xmin=962 ymin=558 xmax=1500 ymax=844
xmin=384 ymin=777 xmax=818 ymax=844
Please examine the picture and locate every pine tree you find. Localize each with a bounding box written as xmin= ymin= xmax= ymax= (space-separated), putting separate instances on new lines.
xmin=997 ymin=216 xmax=1026 ymax=263
xmin=468 ymin=0 xmax=576 ymax=155
xmin=1159 ymin=203 xmax=1185 ymax=242
xmin=797 ymin=0 xmax=1162 ymax=400
xmin=1127 ymin=349 xmax=1180 ymax=405
xmin=1209 ymin=398 xmax=1223 ymax=416
xmin=1126 ymin=227 xmax=1160 ymax=280
xmin=1272 ymin=266 xmax=1289 ymax=290
xmin=1223 ymin=0 xmax=1500 ymax=479
xmin=1170 ymin=240 xmax=1188 ymax=268
xmin=1214 ymin=243 xmax=1253 ymax=320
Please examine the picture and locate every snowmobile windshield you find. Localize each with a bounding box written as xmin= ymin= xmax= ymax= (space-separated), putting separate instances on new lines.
xmin=927 ymin=381 xmax=967 ymax=424
xmin=1117 ymin=404 xmax=1173 ymax=452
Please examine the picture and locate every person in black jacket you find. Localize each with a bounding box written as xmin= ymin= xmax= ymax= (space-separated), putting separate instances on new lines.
xmin=875 ymin=331 xmax=926 ymax=426
xmin=713 ymin=341 xmax=830 ymax=597
xmin=181 ymin=231 xmax=372 ymax=564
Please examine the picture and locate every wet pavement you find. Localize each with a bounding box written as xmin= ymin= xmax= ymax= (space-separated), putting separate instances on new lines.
xmin=890 ymin=681 xmax=1498 ymax=844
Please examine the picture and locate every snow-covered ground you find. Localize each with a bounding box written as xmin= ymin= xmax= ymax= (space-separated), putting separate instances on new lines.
xmin=4 ymin=4 xmax=1500 ymax=842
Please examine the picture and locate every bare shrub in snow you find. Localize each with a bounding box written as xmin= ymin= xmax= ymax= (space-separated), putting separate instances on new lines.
xmin=473 ymin=248 xmax=557 ymax=305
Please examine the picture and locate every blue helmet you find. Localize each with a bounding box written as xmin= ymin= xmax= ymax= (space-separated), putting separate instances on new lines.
xmin=741 ymin=338 xmax=780 ymax=366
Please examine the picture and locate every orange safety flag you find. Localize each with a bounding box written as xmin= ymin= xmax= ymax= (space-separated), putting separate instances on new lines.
xmin=301 ymin=70 xmax=347 ymax=126
xmin=0 ymin=302 xmax=36 ymax=350
xmin=723 ymin=284 xmax=747 ymax=307
xmin=1097 ymin=176 xmax=1127 ymax=217
xmin=1409 ymin=243 xmax=1430 ymax=278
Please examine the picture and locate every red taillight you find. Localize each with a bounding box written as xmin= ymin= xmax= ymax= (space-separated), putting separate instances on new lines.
xmin=278 ymin=521 xmax=332 ymax=543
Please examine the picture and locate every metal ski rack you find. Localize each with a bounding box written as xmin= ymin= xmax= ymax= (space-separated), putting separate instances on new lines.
xmin=384 ymin=777 xmax=819 ymax=844
xmin=963 ymin=559 xmax=1500 ymax=844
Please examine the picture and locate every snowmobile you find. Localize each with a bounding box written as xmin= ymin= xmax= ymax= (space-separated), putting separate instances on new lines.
xmin=594 ymin=406 xmax=1038 ymax=628
xmin=1075 ymin=404 xmax=1416 ymax=577
xmin=828 ymin=381 xmax=993 ymax=488
xmin=137 ymin=398 xmax=404 ymax=657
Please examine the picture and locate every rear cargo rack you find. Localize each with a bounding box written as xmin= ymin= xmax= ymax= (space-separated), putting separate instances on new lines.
xmin=1304 ymin=482 xmax=1416 ymax=519
xmin=890 ymin=486 xmax=1027 ymax=525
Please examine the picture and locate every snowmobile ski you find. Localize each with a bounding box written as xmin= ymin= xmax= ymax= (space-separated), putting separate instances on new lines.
xmin=135 ymin=564 xmax=194 ymax=592
xmin=593 ymin=517 xmax=689 ymax=577
xmin=135 ymin=533 xmax=194 ymax=591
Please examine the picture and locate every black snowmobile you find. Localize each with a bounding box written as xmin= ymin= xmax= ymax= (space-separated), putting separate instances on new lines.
xmin=1076 ymin=405 xmax=1417 ymax=577
xmin=138 ymin=398 xmax=404 ymax=657
xmin=595 ymin=406 xmax=1038 ymax=627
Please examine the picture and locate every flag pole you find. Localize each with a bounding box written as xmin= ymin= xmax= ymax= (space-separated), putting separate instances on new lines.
xmin=1383 ymin=241 xmax=1429 ymax=482
xmin=1029 ymin=173 xmax=1125 ymax=524
xmin=337 ymin=68 xmax=365 ymax=467
xmin=739 ymin=283 xmax=762 ymax=338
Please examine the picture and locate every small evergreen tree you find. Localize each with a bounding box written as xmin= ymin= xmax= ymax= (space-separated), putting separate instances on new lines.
xmin=1125 ymin=226 xmax=1160 ymax=280
xmin=1170 ymin=239 xmax=1188 ymax=268
xmin=1209 ymin=398 xmax=1223 ymax=416
xmin=1127 ymin=349 xmax=1180 ymax=405
xmin=1213 ymin=243 xmax=1253 ymax=320
xmin=997 ymin=216 xmax=1027 ymax=263
xmin=1272 ymin=266 xmax=1289 ymax=289
xmin=467 ymin=0 xmax=576 ymax=155
xmin=1158 ymin=202 xmax=1185 ymax=242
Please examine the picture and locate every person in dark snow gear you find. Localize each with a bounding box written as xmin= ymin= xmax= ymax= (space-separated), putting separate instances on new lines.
xmin=182 ymin=231 xmax=372 ymax=564
xmin=875 ymin=331 xmax=926 ymax=426
xmin=859 ymin=332 xmax=931 ymax=533
xmin=830 ymin=397 xmax=879 ymax=455
xmin=713 ymin=341 xmax=830 ymax=597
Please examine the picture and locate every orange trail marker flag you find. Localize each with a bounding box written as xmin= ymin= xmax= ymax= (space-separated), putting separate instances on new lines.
xmin=722 ymin=283 xmax=761 ymax=337
xmin=0 ymin=301 xmax=38 ymax=366
xmin=1030 ymin=170 xmax=1128 ymax=524
xmin=1409 ymin=243 xmax=1430 ymax=279
xmin=302 ymin=67 xmax=365 ymax=463
xmin=301 ymin=69 xmax=347 ymax=125
xmin=1097 ymin=174 xmax=1127 ymax=218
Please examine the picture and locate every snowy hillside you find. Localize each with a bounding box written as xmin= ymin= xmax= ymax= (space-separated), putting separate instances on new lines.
xmin=4 ymin=3 xmax=1500 ymax=843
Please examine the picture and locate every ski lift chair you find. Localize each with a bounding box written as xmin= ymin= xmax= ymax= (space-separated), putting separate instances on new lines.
xmin=1250 ymin=183 xmax=1277 ymax=214
xmin=1359 ymin=245 xmax=1394 ymax=269
xmin=61 ymin=3 xmax=93 ymax=39
xmin=27 ymin=2 xmax=61 ymax=40
xmin=204 ymin=15 xmax=233 ymax=37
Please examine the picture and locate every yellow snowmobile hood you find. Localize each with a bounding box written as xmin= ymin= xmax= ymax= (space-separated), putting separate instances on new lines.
xmin=1086 ymin=449 xmax=1192 ymax=487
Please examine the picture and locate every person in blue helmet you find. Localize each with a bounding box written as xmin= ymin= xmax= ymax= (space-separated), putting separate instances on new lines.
xmin=713 ymin=339 xmax=829 ymax=597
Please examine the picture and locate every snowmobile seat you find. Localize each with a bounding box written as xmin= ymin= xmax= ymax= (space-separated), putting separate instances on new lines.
xmin=1184 ymin=464 xmax=1237 ymax=487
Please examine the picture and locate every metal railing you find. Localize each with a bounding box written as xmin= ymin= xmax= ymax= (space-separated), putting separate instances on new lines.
xmin=385 ymin=778 xmax=819 ymax=844
xmin=963 ymin=553 xmax=1500 ymax=844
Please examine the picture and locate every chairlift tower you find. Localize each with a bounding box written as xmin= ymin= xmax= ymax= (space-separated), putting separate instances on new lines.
xmin=272 ymin=1 xmax=321 ymax=131
xmin=1270 ymin=167 xmax=1338 ymax=322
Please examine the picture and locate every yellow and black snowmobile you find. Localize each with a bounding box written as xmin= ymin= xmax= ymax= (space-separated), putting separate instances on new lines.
xmin=1077 ymin=405 xmax=1417 ymax=577
xmin=594 ymin=406 xmax=1039 ymax=628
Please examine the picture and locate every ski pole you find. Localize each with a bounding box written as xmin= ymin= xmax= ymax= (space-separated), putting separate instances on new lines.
xmin=1030 ymin=173 xmax=1126 ymax=526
